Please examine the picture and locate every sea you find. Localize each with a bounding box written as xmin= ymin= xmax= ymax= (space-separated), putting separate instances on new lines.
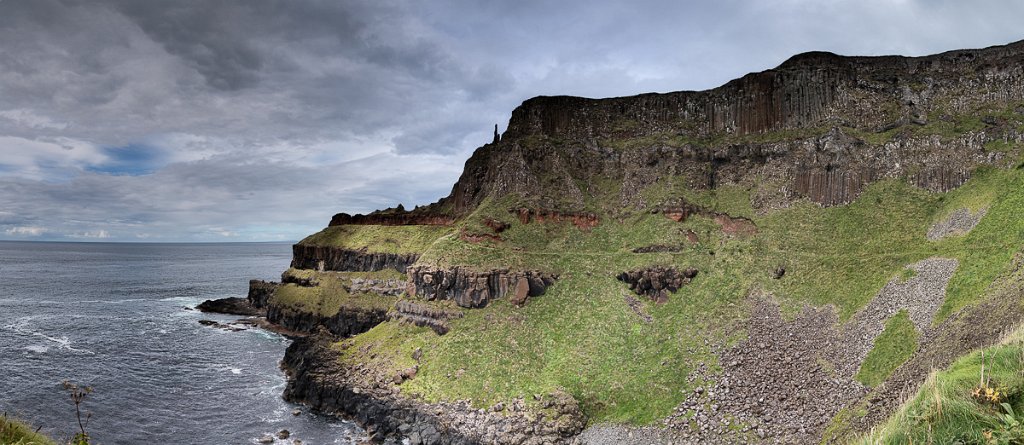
xmin=0 ymin=241 xmax=362 ymax=445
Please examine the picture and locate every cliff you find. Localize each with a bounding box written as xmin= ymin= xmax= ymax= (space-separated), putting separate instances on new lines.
xmin=264 ymin=40 xmax=1024 ymax=445
xmin=443 ymin=40 xmax=1024 ymax=213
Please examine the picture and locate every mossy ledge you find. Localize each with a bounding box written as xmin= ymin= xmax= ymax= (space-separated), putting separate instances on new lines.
xmin=227 ymin=40 xmax=1024 ymax=444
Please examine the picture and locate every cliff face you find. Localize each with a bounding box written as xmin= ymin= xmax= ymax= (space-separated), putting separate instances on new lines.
xmin=405 ymin=267 xmax=557 ymax=308
xmin=445 ymin=41 xmax=1024 ymax=213
xmin=266 ymin=303 xmax=386 ymax=337
xmin=290 ymin=245 xmax=419 ymax=273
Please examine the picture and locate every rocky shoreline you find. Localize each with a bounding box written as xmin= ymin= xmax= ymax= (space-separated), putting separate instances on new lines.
xmin=197 ymin=279 xmax=587 ymax=444
xmin=282 ymin=334 xmax=585 ymax=445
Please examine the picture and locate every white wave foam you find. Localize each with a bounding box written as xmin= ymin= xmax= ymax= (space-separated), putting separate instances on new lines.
xmin=4 ymin=316 xmax=94 ymax=354
xmin=24 ymin=345 xmax=49 ymax=353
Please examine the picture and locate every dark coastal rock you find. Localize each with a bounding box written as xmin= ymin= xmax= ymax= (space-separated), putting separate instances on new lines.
xmin=405 ymin=266 xmax=557 ymax=308
xmin=266 ymin=303 xmax=387 ymax=338
xmin=617 ymin=267 xmax=698 ymax=304
xmin=291 ymin=245 xmax=419 ymax=273
xmin=282 ymin=336 xmax=585 ymax=444
xmin=196 ymin=297 xmax=262 ymax=316
xmin=247 ymin=280 xmax=278 ymax=309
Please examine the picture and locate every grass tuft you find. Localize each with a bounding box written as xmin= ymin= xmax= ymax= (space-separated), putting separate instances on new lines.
xmin=856 ymin=310 xmax=919 ymax=387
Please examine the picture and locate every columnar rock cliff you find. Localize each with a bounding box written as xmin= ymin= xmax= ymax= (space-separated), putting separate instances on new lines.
xmin=291 ymin=245 xmax=419 ymax=273
xmin=442 ymin=41 xmax=1024 ymax=213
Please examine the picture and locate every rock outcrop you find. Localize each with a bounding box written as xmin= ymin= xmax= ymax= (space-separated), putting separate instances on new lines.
xmin=196 ymin=297 xmax=262 ymax=316
xmin=291 ymin=245 xmax=419 ymax=273
xmin=266 ymin=302 xmax=387 ymax=338
xmin=386 ymin=300 xmax=464 ymax=335
xmin=405 ymin=266 xmax=557 ymax=308
xmin=248 ymin=280 xmax=278 ymax=309
xmin=617 ymin=267 xmax=699 ymax=304
xmin=282 ymin=335 xmax=585 ymax=445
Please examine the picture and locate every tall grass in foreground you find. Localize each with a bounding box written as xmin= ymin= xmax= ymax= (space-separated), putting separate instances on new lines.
xmin=0 ymin=415 xmax=56 ymax=445
xmin=858 ymin=326 xmax=1024 ymax=444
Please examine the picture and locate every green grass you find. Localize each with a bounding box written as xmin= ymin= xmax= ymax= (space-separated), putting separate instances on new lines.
xmin=272 ymin=270 xmax=400 ymax=316
xmin=936 ymin=168 xmax=1024 ymax=320
xmin=297 ymin=224 xmax=453 ymax=254
xmin=0 ymin=417 xmax=56 ymax=445
xmin=856 ymin=310 xmax=919 ymax=387
xmin=856 ymin=325 xmax=1024 ymax=445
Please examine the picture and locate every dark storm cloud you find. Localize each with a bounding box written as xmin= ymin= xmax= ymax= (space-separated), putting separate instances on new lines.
xmin=0 ymin=0 xmax=1022 ymax=240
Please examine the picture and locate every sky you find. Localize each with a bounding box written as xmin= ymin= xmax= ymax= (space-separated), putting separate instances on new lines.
xmin=0 ymin=0 xmax=1022 ymax=242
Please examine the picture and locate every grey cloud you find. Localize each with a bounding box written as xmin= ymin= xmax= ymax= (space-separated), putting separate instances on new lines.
xmin=1 ymin=0 xmax=1024 ymax=241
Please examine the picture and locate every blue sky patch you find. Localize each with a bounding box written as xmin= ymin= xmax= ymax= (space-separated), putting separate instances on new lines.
xmin=88 ymin=144 xmax=167 ymax=176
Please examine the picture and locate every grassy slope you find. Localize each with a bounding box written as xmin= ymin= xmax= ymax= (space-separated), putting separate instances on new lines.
xmin=297 ymin=224 xmax=453 ymax=254
xmin=322 ymin=165 xmax=1024 ymax=426
xmin=272 ymin=269 xmax=402 ymax=316
xmin=0 ymin=417 xmax=56 ymax=445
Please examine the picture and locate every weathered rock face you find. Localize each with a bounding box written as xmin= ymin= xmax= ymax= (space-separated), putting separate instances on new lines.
xmin=441 ymin=41 xmax=1024 ymax=214
xmin=247 ymin=280 xmax=278 ymax=309
xmin=266 ymin=301 xmax=386 ymax=338
xmin=617 ymin=267 xmax=698 ymax=304
xmin=348 ymin=278 xmax=405 ymax=297
xmin=282 ymin=336 xmax=585 ymax=445
xmin=405 ymin=266 xmax=557 ymax=308
xmin=658 ymin=201 xmax=758 ymax=236
xmin=386 ymin=300 xmax=465 ymax=335
xmin=291 ymin=245 xmax=419 ymax=273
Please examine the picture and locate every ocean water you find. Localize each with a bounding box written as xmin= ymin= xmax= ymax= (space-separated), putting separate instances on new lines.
xmin=0 ymin=241 xmax=361 ymax=445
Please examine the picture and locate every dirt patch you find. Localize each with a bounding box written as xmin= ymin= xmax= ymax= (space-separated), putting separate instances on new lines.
xmin=926 ymin=207 xmax=987 ymax=240
xmin=623 ymin=293 xmax=652 ymax=323
xmin=713 ymin=214 xmax=758 ymax=237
